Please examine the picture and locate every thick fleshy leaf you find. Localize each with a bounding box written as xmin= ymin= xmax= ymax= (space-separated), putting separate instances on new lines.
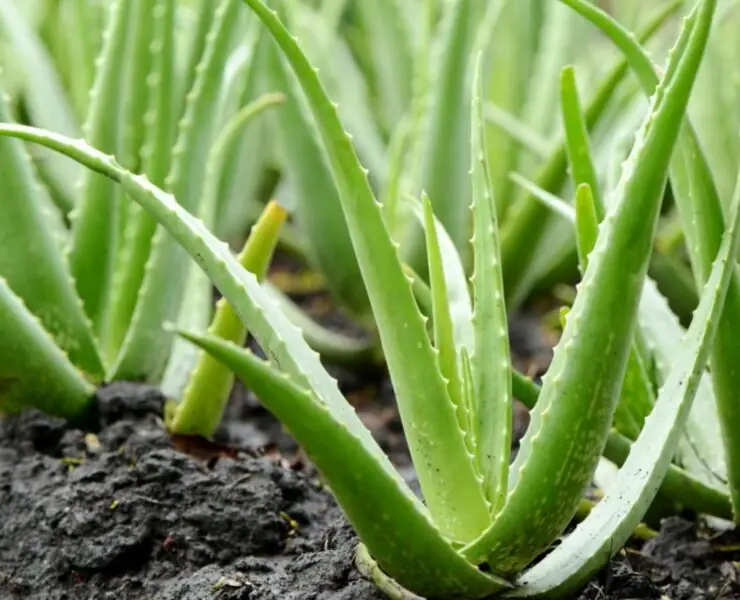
xmin=111 ymin=0 xmax=244 ymax=381
xmin=561 ymin=0 xmax=739 ymax=515
xmin=0 ymin=0 xmax=80 ymax=210
xmin=0 ymin=88 xmax=103 ymax=380
xmin=104 ymin=0 xmax=177 ymax=361
xmin=511 ymin=142 xmax=726 ymax=490
xmin=354 ymin=0 xmax=413 ymax=133
xmin=67 ymin=0 xmax=131 ymax=335
xmin=500 ymin=0 xmax=684 ymax=308
xmin=160 ymin=91 xmax=284 ymax=400
xmin=462 ymin=1 xmax=715 ymax=573
xmin=240 ymin=0 xmax=491 ymax=544
xmin=512 ymin=151 xmax=740 ymax=599
xmin=404 ymin=0 xmax=477 ymax=271
xmin=170 ymin=200 xmax=286 ymax=437
xmin=512 ymin=369 xmax=732 ymax=521
xmin=560 ymin=70 xmax=656 ymax=440
xmin=419 ymin=194 xmax=466 ymax=417
xmin=0 ymin=278 xmax=94 ymax=419
xmin=265 ymin=38 xmax=370 ymax=316
xmin=469 ymin=53 xmax=512 ymax=513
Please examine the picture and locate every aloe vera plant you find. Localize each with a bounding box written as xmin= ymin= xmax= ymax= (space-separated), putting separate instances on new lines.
xmin=0 ymin=0 xmax=289 ymax=428
xmin=0 ymin=1 xmax=728 ymax=597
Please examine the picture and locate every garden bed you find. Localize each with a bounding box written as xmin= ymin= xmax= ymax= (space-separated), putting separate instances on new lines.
xmin=2 ymin=270 xmax=739 ymax=600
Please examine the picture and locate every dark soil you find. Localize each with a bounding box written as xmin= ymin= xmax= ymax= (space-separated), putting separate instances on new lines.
xmin=2 ymin=269 xmax=740 ymax=599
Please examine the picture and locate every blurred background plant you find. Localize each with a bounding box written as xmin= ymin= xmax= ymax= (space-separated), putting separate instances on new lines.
xmin=1 ymin=0 xmax=714 ymax=341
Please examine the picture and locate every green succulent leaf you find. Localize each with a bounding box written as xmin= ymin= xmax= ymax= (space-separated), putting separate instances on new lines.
xmin=161 ymin=90 xmax=285 ymax=400
xmin=354 ymin=0 xmax=413 ymax=134
xmin=0 ymin=278 xmax=94 ymax=419
xmin=511 ymin=139 xmax=726 ymax=493
xmin=0 ymin=89 xmax=103 ymax=380
xmin=111 ymin=0 xmax=243 ymax=381
xmin=500 ymin=0 xmax=684 ymax=308
xmin=512 ymin=368 xmax=732 ymax=521
xmin=67 ymin=0 xmax=132 ymax=335
xmin=562 ymin=0 xmax=739 ymax=516
xmin=0 ymin=0 xmax=80 ymax=210
xmin=240 ymin=0 xmax=491 ymax=544
xmin=560 ymin=70 xmax=656 ymax=442
xmin=405 ymin=0 xmax=477 ymax=272
xmin=104 ymin=0 xmax=177 ymax=362
xmin=170 ymin=200 xmax=287 ymax=437
xmin=419 ymin=193 xmax=466 ymax=417
xmin=264 ymin=282 xmax=380 ymax=369
xmin=469 ymin=53 xmax=512 ymax=513
xmin=463 ymin=0 xmax=715 ymax=573
xmin=513 ymin=148 xmax=740 ymax=600
xmin=264 ymin=38 xmax=370 ymax=316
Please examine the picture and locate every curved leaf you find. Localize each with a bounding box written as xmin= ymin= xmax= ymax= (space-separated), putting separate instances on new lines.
xmin=240 ymin=0 xmax=490 ymax=544
xmin=0 ymin=278 xmax=94 ymax=419
xmin=176 ymin=332 xmax=508 ymax=599
xmin=512 ymin=151 xmax=740 ymax=599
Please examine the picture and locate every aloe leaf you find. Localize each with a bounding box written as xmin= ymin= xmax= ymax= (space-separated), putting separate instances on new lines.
xmin=500 ymin=0 xmax=684 ymax=308
xmin=417 ymin=193 xmax=466 ymax=427
xmin=515 ymin=2 xmax=582 ymax=179
xmin=0 ymin=278 xmax=94 ymax=419
xmin=404 ymin=195 xmax=474 ymax=355
xmin=65 ymin=0 xmax=131 ymax=335
xmin=573 ymin=184 xmax=599 ymax=271
xmin=381 ymin=117 xmax=411 ymax=239
xmin=57 ymin=0 xmax=99 ymax=120
xmin=647 ymin=251 xmax=698 ymax=327
xmin=512 ymin=153 xmax=740 ymax=599
xmin=114 ymin=0 xmax=156 ymax=258
xmin=160 ymin=91 xmax=284 ymax=399
xmin=0 ymin=0 xmax=80 ymax=211
xmin=484 ymin=0 xmax=540 ymax=216
xmin=111 ymin=0 xmax=243 ymax=381
xmin=0 ymin=125 xmax=371 ymax=456
xmin=103 ymin=0 xmax=177 ymax=361
xmin=264 ymin=39 xmax=370 ymax=316
xmin=242 ymin=0 xmax=493 ymax=543
xmin=400 ymin=0 xmax=434 ymax=200
xmin=177 ymin=0 xmax=216 ymax=120
xmin=0 ymin=124 xmax=507 ymax=600
xmin=288 ymin=3 xmax=388 ymax=183
xmin=354 ymin=0 xmax=413 ymax=133
xmin=561 ymin=70 xmax=656 ymax=441
xmin=463 ymin=1 xmax=715 ymax=573
xmin=512 ymin=370 xmax=732 ymax=521
xmin=561 ymin=0 xmax=739 ymax=515
xmin=469 ymin=53 xmax=512 ymax=513
xmin=511 ymin=142 xmax=726 ymax=489
xmin=170 ymin=200 xmax=287 ymax=437
xmin=404 ymin=0 xmax=477 ymax=271
xmin=0 ymin=83 xmax=103 ymax=380
xmin=560 ymin=66 xmax=603 ymax=219
xmin=175 ymin=333 xmax=508 ymax=598
xmin=214 ymin=27 xmax=283 ymax=244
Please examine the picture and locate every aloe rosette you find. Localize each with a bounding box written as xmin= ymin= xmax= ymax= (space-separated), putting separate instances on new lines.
xmin=0 ymin=0 xmax=732 ymax=598
xmin=0 ymin=0 xmax=287 ymax=435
